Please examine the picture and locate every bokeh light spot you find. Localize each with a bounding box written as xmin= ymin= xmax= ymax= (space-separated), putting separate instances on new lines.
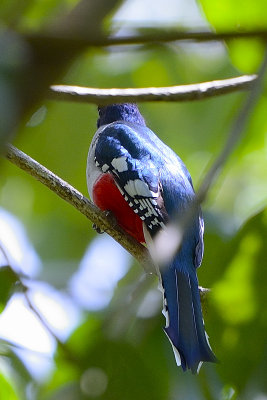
xmin=80 ymin=367 xmax=108 ymax=397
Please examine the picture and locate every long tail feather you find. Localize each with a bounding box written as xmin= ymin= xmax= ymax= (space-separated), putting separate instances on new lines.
xmin=162 ymin=263 xmax=216 ymax=373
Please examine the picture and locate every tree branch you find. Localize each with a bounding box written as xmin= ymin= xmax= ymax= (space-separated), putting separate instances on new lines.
xmin=4 ymin=144 xmax=154 ymax=275
xmin=48 ymin=75 xmax=257 ymax=105
xmin=23 ymin=290 xmax=80 ymax=364
xmin=26 ymin=28 xmax=267 ymax=50
xmin=3 ymin=144 xmax=211 ymax=300
xmin=107 ymin=28 xmax=267 ymax=45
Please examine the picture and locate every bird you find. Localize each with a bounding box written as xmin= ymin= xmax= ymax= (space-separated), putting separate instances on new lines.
xmin=86 ymin=103 xmax=216 ymax=373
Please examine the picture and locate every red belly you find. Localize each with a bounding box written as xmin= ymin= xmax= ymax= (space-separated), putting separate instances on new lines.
xmin=92 ymin=173 xmax=145 ymax=243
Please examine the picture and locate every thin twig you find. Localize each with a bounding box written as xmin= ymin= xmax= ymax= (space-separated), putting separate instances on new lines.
xmin=26 ymin=28 xmax=267 ymax=50
xmin=48 ymin=75 xmax=257 ymax=105
xmin=23 ymin=290 xmax=79 ymax=364
xmin=24 ymin=291 xmax=64 ymax=348
xmin=100 ymin=28 xmax=267 ymax=45
xmin=106 ymin=28 xmax=267 ymax=46
xmin=0 ymin=243 xmax=11 ymax=267
xmin=0 ymin=337 xmax=52 ymax=358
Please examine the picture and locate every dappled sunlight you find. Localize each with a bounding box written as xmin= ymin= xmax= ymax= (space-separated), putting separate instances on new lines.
xmin=70 ymin=234 xmax=131 ymax=310
xmin=0 ymin=283 xmax=81 ymax=381
xmin=0 ymin=210 xmax=81 ymax=381
xmin=137 ymin=288 xmax=161 ymax=318
xmin=27 ymin=281 xmax=81 ymax=341
xmin=0 ymin=208 xmax=41 ymax=276
xmin=114 ymin=0 xmax=207 ymax=27
xmin=0 ymin=294 xmax=55 ymax=355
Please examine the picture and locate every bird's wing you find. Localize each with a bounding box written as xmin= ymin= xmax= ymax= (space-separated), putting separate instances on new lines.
xmin=93 ymin=122 xmax=168 ymax=236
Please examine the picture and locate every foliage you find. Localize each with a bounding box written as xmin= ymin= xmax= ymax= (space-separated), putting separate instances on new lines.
xmin=0 ymin=266 xmax=19 ymax=312
xmin=0 ymin=0 xmax=267 ymax=399
xmin=199 ymin=0 xmax=267 ymax=72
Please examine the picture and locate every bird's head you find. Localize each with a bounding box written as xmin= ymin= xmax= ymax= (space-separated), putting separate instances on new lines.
xmin=97 ymin=103 xmax=146 ymax=128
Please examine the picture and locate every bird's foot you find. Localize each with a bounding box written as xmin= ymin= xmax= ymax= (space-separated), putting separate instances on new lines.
xmin=92 ymin=211 xmax=117 ymax=234
xmin=104 ymin=210 xmax=117 ymax=228
xmin=92 ymin=223 xmax=104 ymax=234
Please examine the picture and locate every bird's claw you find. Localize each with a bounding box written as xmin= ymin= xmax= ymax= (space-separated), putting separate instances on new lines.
xmin=92 ymin=223 xmax=104 ymax=234
xmin=92 ymin=211 xmax=116 ymax=234
xmin=104 ymin=210 xmax=117 ymax=228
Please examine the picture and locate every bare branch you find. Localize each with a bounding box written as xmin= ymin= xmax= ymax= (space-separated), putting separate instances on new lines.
xmin=4 ymin=144 xmax=154 ymax=275
xmin=105 ymin=28 xmax=267 ymax=46
xmin=26 ymin=28 xmax=267 ymax=50
xmin=23 ymin=290 xmax=80 ymax=364
xmin=24 ymin=291 xmax=65 ymax=349
xmin=3 ymin=144 xmax=209 ymax=300
xmin=48 ymin=75 xmax=257 ymax=105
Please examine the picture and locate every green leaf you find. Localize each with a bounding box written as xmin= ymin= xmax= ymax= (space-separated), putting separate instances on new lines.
xmin=0 ymin=344 xmax=35 ymax=399
xmin=199 ymin=0 xmax=267 ymax=29
xmin=0 ymin=266 xmax=18 ymax=312
xmin=198 ymin=0 xmax=267 ymax=71
xmin=226 ymin=38 xmax=265 ymax=73
xmin=0 ymin=372 xmax=19 ymax=400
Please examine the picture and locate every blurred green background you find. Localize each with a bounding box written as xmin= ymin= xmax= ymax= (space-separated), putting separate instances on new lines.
xmin=0 ymin=0 xmax=267 ymax=399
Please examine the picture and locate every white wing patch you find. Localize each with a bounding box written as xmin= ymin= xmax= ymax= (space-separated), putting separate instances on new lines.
xmin=124 ymin=179 xmax=158 ymax=198
xmin=101 ymin=164 xmax=109 ymax=172
xmin=134 ymin=179 xmax=156 ymax=198
xmin=111 ymin=156 xmax=128 ymax=172
xmin=123 ymin=180 xmax=136 ymax=197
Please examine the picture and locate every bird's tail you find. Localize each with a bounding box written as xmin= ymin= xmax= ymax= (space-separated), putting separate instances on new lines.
xmin=161 ymin=263 xmax=216 ymax=373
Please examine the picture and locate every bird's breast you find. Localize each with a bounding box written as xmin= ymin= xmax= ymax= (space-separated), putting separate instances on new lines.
xmin=92 ymin=172 xmax=145 ymax=243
